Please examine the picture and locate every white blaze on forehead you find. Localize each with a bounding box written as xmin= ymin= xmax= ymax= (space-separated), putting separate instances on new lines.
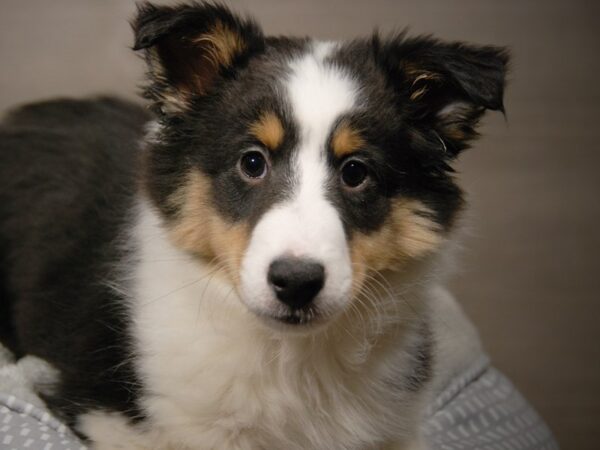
xmin=239 ymin=42 xmax=358 ymax=317
xmin=287 ymin=41 xmax=357 ymax=146
xmin=283 ymin=41 xmax=358 ymax=254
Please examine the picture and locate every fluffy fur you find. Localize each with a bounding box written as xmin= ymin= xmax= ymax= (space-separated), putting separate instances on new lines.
xmin=0 ymin=2 xmax=508 ymax=449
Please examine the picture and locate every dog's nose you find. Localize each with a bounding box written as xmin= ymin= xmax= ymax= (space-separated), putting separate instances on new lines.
xmin=267 ymin=257 xmax=325 ymax=310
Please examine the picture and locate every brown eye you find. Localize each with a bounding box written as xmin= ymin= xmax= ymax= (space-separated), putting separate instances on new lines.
xmin=341 ymin=160 xmax=368 ymax=188
xmin=240 ymin=151 xmax=267 ymax=179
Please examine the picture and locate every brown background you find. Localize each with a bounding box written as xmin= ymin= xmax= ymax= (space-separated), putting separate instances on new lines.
xmin=1 ymin=1 xmax=599 ymax=448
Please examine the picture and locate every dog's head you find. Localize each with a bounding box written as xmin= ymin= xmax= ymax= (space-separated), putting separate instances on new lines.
xmin=133 ymin=2 xmax=508 ymax=330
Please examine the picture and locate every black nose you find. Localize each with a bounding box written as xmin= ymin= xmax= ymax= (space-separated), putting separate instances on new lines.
xmin=267 ymin=257 xmax=325 ymax=310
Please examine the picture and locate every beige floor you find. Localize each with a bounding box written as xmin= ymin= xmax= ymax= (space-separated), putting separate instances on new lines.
xmin=1 ymin=1 xmax=599 ymax=448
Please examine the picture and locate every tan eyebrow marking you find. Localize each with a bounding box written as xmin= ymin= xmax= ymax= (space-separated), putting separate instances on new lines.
xmin=331 ymin=121 xmax=366 ymax=158
xmin=249 ymin=112 xmax=285 ymax=151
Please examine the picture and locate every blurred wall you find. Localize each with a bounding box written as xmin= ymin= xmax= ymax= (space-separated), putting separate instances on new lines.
xmin=1 ymin=1 xmax=599 ymax=448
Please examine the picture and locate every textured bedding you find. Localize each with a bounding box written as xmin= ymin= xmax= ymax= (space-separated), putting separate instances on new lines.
xmin=0 ymin=346 xmax=558 ymax=450
xmin=423 ymin=357 xmax=558 ymax=450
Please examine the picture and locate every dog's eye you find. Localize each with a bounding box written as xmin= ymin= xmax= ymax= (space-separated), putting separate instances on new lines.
xmin=239 ymin=151 xmax=268 ymax=179
xmin=340 ymin=160 xmax=368 ymax=188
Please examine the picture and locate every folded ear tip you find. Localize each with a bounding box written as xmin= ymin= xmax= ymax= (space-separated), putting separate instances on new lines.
xmin=131 ymin=0 xmax=265 ymax=113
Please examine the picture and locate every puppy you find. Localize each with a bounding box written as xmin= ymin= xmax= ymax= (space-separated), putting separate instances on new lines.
xmin=0 ymin=2 xmax=508 ymax=449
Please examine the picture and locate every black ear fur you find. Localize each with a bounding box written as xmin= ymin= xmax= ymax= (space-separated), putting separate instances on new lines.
xmin=374 ymin=33 xmax=509 ymax=155
xmin=132 ymin=1 xmax=264 ymax=114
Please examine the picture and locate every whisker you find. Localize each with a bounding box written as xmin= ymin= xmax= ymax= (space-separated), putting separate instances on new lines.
xmin=141 ymin=263 xmax=226 ymax=307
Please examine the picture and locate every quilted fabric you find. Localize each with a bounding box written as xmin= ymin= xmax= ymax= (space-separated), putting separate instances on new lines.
xmin=0 ymin=393 xmax=86 ymax=450
xmin=423 ymin=357 xmax=559 ymax=450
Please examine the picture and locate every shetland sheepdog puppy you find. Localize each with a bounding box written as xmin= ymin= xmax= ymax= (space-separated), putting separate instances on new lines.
xmin=0 ymin=2 xmax=508 ymax=449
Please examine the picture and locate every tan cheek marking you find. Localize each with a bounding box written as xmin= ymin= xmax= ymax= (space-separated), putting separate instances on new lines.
xmin=349 ymin=199 xmax=444 ymax=292
xmin=193 ymin=21 xmax=246 ymax=69
xmin=249 ymin=112 xmax=285 ymax=151
xmin=168 ymin=170 xmax=249 ymax=286
xmin=331 ymin=122 xmax=366 ymax=158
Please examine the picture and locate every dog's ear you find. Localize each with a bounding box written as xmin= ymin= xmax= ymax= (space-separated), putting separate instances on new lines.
xmin=132 ymin=1 xmax=264 ymax=114
xmin=374 ymin=34 xmax=509 ymax=156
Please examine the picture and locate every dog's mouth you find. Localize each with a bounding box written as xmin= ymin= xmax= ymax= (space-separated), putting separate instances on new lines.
xmin=278 ymin=306 xmax=319 ymax=325
xmin=255 ymin=304 xmax=327 ymax=330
